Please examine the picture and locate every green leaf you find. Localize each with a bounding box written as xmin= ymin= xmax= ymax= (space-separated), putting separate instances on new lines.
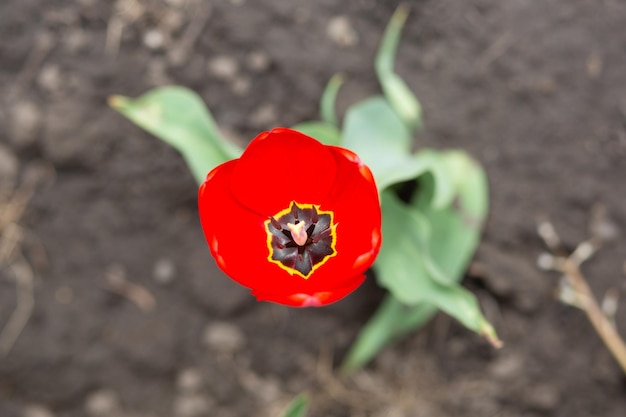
xmin=292 ymin=121 xmax=341 ymax=146
xmin=375 ymin=190 xmax=500 ymax=346
xmin=342 ymin=295 xmax=436 ymax=374
xmin=109 ymin=86 xmax=242 ymax=185
xmin=376 ymin=4 xmax=423 ymax=131
xmin=320 ymin=74 xmax=344 ymax=127
xmin=414 ymin=152 xmax=488 ymax=284
xmin=342 ymin=96 xmax=418 ymax=190
xmin=280 ymin=393 xmax=309 ymax=417
xmin=411 ymin=150 xmax=456 ymax=209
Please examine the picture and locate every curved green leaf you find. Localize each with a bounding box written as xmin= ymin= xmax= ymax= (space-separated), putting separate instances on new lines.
xmin=375 ymin=190 xmax=500 ymax=346
xmin=280 ymin=393 xmax=309 ymax=417
xmin=376 ymin=4 xmax=423 ymax=131
xmin=413 ymin=152 xmax=488 ymax=284
xmin=341 ymin=96 xmax=416 ymax=190
xmin=320 ymin=74 xmax=344 ymax=127
xmin=109 ymin=87 xmax=242 ymax=185
xmin=341 ymin=295 xmax=436 ymax=374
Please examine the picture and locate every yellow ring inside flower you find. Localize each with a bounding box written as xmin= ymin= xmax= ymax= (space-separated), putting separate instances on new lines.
xmin=264 ymin=201 xmax=337 ymax=279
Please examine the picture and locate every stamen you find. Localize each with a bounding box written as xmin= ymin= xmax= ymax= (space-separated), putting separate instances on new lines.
xmin=311 ymin=206 xmax=319 ymax=224
xmin=287 ymin=221 xmax=308 ymax=246
xmin=291 ymin=202 xmax=299 ymax=220
xmin=270 ymin=217 xmax=282 ymax=230
xmin=311 ymin=227 xmax=331 ymax=244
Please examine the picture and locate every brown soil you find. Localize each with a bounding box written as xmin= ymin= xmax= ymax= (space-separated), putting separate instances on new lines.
xmin=1 ymin=1 xmax=626 ymax=416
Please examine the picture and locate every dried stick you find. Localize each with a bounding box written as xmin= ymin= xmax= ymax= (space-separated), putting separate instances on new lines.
xmin=103 ymin=264 xmax=156 ymax=312
xmin=0 ymin=256 xmax=35 ymax=356
xmin=538 ymin=220 xmax=626 ymax=374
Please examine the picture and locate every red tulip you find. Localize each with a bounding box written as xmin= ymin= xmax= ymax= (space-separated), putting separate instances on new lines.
xmin=198 ymin=128 xmax=381 ymax=307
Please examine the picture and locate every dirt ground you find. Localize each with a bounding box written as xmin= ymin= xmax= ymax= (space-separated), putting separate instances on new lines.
xmin=1 ymin=0 xmax=626 ymax=416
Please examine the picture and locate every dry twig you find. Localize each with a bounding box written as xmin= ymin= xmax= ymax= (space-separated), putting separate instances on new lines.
xmin=537 ymin=213 xmax=626 ymax=374
xmin=0 ymin=256 xmax=35 ymax=356
xmin=0 ymin=163 xmax=52 ymax=356
xmin=103 ymin=264 xmax=156 ymax=312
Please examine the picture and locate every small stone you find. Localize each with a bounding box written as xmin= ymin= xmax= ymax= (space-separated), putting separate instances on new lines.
xmin=246 ymin=51 xmax=270 ymax=73
xmin=153 ymin=257 xmax=176 ymax=285
xmin=23 ymin=405 xmax=55 ymax=417
xmin=63 ymin=28 xmax=90 ymax=53
xmin=161 ymin=10 xmax=185 ymax=33
xmin=230 ymin=76 xmax=251 ymax=96
xmin=488 ymin=352 xmax=524 ymax=380
xmin=250 ymin=104 xmax=277 ymax=127
xmin=176 ymin=368 xmax=204 ymax=394
xmin=326 ymin=16 xmax=359 ymax=47
xmin=85 ymin=389 xmax=120 ymax=417
xmin=9 ymin=100 xmax=42 ymax=149
xmin=254 ymin=377 xmax=281 ymax=403
xmin=173 ymin=395 xmax=212 ymax=417
xmin=525 ymin=384 xmax=560 ymax=412
xmin=203 ymin=322 xmax=245 ymax=353
xmin=207 ymin=56 xmax=238 ymax=81
xmin=143 ymin=29 xmax=165 ymax=50
xmin=37 ymin=64 xmax=63 ymax=95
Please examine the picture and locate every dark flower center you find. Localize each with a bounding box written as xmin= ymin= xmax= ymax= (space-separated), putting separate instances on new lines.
xmin=265 ymin=201 xmax=337 ymax=279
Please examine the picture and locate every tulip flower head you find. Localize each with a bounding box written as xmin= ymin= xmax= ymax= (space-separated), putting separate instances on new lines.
xmin=199 ymin=128 xmax=381 ymax=307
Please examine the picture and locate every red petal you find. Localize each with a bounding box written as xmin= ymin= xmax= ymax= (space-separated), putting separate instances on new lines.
xmin=295 ymin=146 xmax=382 ymax=293
xmin=251 ymin=274 xmax=366 ymax=307
xmin=199 ymin=159 xmax=353 ymax=300
xmin=230 ymin=128 xmax=337 ymax=216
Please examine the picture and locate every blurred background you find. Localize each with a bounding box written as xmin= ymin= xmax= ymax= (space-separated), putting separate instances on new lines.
xmin=1 ymin=0 xmax=626 ymax=416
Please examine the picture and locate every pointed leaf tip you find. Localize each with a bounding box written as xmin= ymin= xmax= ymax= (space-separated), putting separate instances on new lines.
xmin=280 ymin=393 xmax=309 ymax=417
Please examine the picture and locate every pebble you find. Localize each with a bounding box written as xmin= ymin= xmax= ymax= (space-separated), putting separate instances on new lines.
xmin=176 ymin=368 xmax=204 ymax=394
xmin=23 ymin=405 xmax=55 ymax=417
xmin=525 ymin=384 xmax=560 ymax=412
xmin=85 ymin=389 xmax=120 ymax=417
xmin=9 ymin=100 xmax=42 ymax=149
xmin=246 ymin=51 xmax=270 ymax=73
xmin=250 ymin=104 xmax=277 ymax=127
xmin=161 ymin=10 xmax=185 ymax=33
xmin=207 ymin=56 xmax=239 ymax=81
xmin=153 ymin=257 xmax=176 ymax=285
xmin=230 ymin=76 xmax=251 ymax=96
xmin=326 ymin=16 xmax=359 ymax=47
xmin=173 ymin=395 xmax=212 ymax=417
xmin=203 ymin=322 xmax=245 ymax=353
xmin=37 ymin=64 xmax=63 ymax=95
xmin=62 ymin=28 xmax=90 ymax=53
xmin=143 ymin=29 xmax=165 ymax=50
xmin=488 ymin=352 xmax=524 ymax=380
